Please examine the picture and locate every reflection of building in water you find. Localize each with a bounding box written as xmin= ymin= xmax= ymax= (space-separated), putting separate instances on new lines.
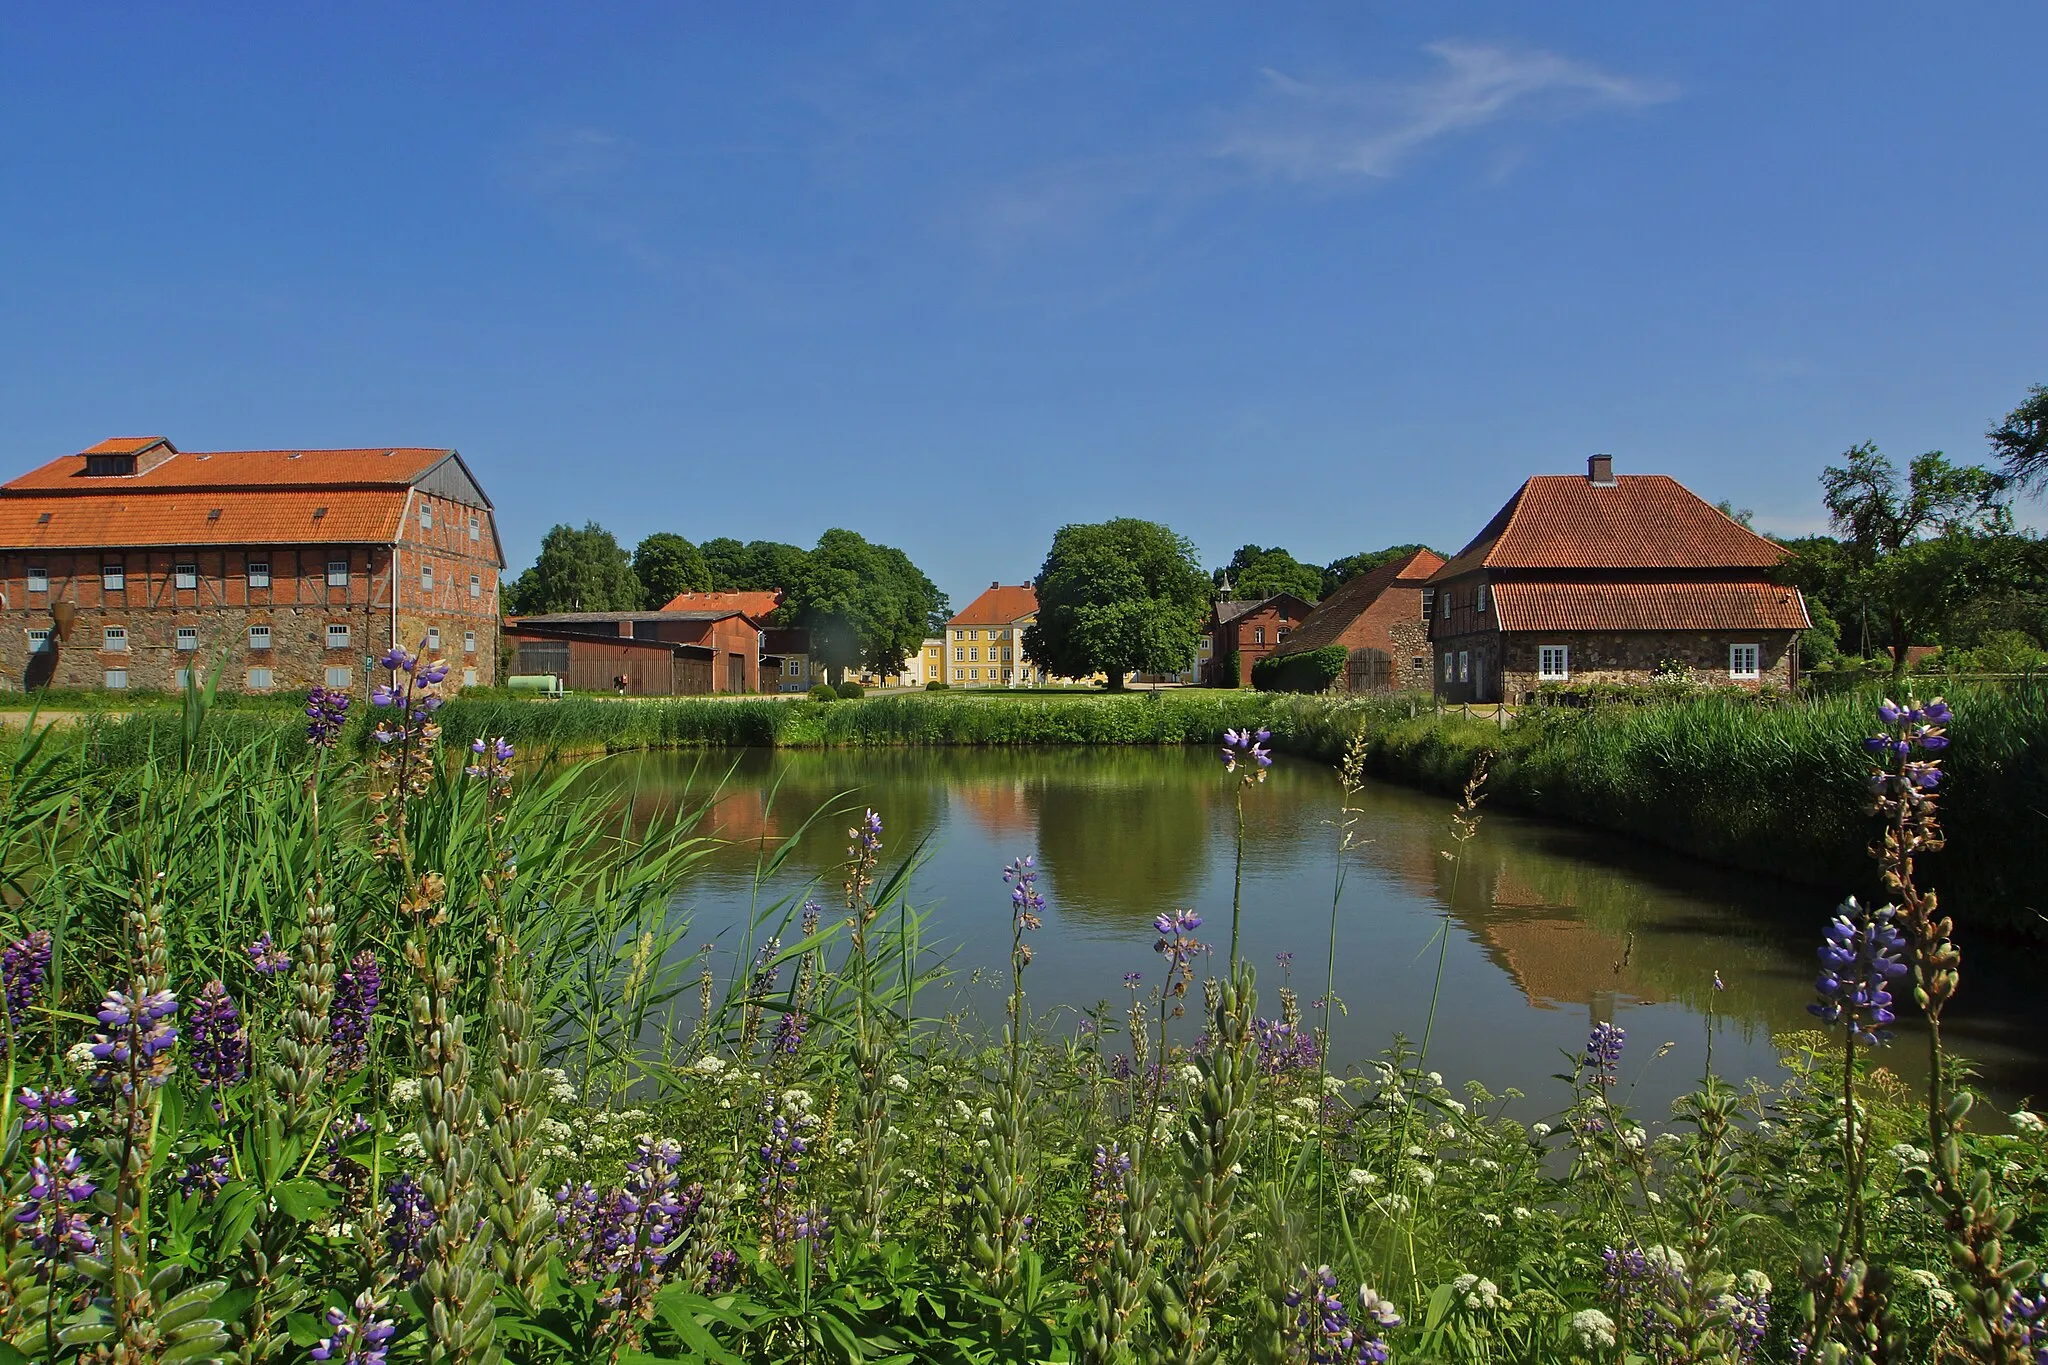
xmin=1464 ymin=866 xmax=1646 ymax=1010
xmin=953 ymin=778 xmax=1033 ymax=840
xmin=701 ymin=788 xmax=783 ymax=851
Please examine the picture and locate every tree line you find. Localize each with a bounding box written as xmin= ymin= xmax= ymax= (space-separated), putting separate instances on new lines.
xmin=506 ymin=525 xmax=947 ymax=683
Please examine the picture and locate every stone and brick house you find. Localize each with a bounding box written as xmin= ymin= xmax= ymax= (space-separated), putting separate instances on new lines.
xmin=1429 ymin=455 xmax=1810 ymax=703
xmin=1268 ymin=549 xmax=1445 ymax=692
xmin=0 ymin=436 xmax=503 ymax=694
xmin=507 ymin=609 xmax=766 ymax=693
xmin=1203 ymin=594 xmax=1316 ymax=688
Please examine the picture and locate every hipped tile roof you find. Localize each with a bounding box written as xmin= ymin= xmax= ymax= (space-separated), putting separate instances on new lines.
xmin=1490 ymin=582 xmax=1810 ymax=633
xmin=1278 ymin=549 xmax=1444 ymax=654
xmin=660 ymin=589 xmax=784 ymax=618
xmin=950 ymin=584 xmax=1038 ymax=627
xmin=1437 ymin=474 xmax=1790 ymax=578
xmin=0 ymin=491 xmax=411 ymax=550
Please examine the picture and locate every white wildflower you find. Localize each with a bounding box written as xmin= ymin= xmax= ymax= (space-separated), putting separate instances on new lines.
xmin=395 ymin=1132 xmax=424 ymax=1160
xmin=540 ymin=1067 xmax=578 ymax=1103
xmin=927 ymin=1064 xmax=949 ymax=1080
xmin=1469 ymin=1158 xmax=1499 ymax=1174
xmin=1426 ymin=1071 xmax=1443 ymax=1087
xmin=1443 ymin=1098 xmax=1467 ymax=1115
xmin=390 ymin=1078 xmax=422 ymax=1106
xmin=539 ymin=1118 xmax=572 ymax=1143
xmin=1291 ymin=1096 xmax=1320 ymax=1114
xmin=1530 ymin=1122 xmax=1552 ymax=1139
xmin=1890 ymin=1142 xmax=1930 ymax=1165
xmin=65 ymin=1041 xmax=96 ymax=1076
xmin=1323 ymin=1073 xmax=1347 ymax=1096
xmin=1412 ymin=1165 xmax=1436 ymax=1188
xmin=977 ymin=1107 xmax=995 ymax=1129
xmin=2013 ymin=1110 xmax=2046 ymax=1134
xmin=688 ymin=1054 xmax=727 ymax=1077
xmin=1619 ymin=1126 xmax=1647 ymax=1151
xmin=1405 ymin=1145 xmax=1427 ymax=1158
xmin=835 ymin=1137 xmax=855 ymax=1156
xmin=1511 ymin=1206 xmax=1532 ymax=1221
xmin=1740 ymin=1270 xmax=1773 ymax=1297
xmin=781 ymin=1088 xmax=813 ymax=1114
xmin=1180 ymin=1064 xmax=1203 ymax=1087
xmin=1228 ymin=1162 xmax=1244 ymax=1177
xmin=886 ymin=1073 xmax=910 ymax=1092
xmin=1646 ymin=1191 xmax=1663 ymax=1205
xmin=1461 ymin=1278 xmax=1504 ymax=1312
xmin=1477 ymin=1211 xmax=1501 ymax=1228
xmin=1345 ymin=1168 xmax=1378 ymax=1189
xmin=1569 ymin=1308 xmax=1617 ymax=1350
xmin=1643 ymin=1245 xmax=1686 ymax=1276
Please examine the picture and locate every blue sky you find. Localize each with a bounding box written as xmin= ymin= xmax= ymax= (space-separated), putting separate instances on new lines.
xmin=3 ymin=6 xmax=2044 ymax=608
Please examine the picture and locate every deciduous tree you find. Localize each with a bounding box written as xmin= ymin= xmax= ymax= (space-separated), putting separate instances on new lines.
xmin=1212 ymin=545 xmax=1322 ymax=604
xmin=506 ymin=522 xmax=642 ymax=614
xmin=632 ymin=532 xmax=712 ymax=607
xmin=1989 ymin=383 xmax=2048 ymax=495
xmin=1024 ymin=519 xmax=1208 ymax=691
xmin=784 ymin=529 xmax=945 ymax=684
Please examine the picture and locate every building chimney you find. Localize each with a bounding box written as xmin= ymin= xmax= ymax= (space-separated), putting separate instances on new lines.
xmin=1588 ymin=453 xmax=1616 ymax=486
xmin=617 ymin=620 xmax=634 ymax=638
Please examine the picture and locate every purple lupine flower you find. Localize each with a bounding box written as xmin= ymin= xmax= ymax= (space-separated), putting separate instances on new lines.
xmin=1152 ymin=909 xmax=1205 ymax=996
xmin=19 ymin=1148 xmax=98 ymax=1260
xmin=1867 ymin=695 xmax=1951 ymax=814
xmin=247 ymin=933 xmax=292 ymax=977
xmin=2003 ymin=1274 xmax=2048 ymax=1359
xmin=1254 ymin=1016 xmax=1321 ymax=1078
xmin=1282 ymin=1263 xmax=1394 ymax=1364
xmin=1808 ymin=898 xmax=1906 ymax=1046
xmin=1004 ymin=856 xmax=1046 ymax=934
xmin=464 ymin=735 xmax=516 ymax=790
xmin=770 ymin=1008 xmax=807 ymax=1056
xmin=175 ymin=1152 xmax=233 ymax=1203
xmin=415 ymin=659 xmax=451 ymax=686
xmin=382 ymin=1172 xmax=436 ymax=1282
xmin=89 ymin=987 xmax=179 ymax=1094
xmin=1122 ymin=971 xmax=1142 ymax=989
xmin=304 ymin=685 xmax=351 ymax=747
xmin=555 ymin=1140 xmax=703 ymax=1295
xmin=1107 ymin=1053 xmax=1134 ymax=1081
xmin=330 ymin=950 xmax=380 ymax=1071
xmin=3 ymin=929 xmax=53 ymax=1028
xmin=18 ymin=1085 xmax=79 ymax=1134
xmin=309 ymin=1293 xmax=397 ymax=1365
xmin=851 ymin=809 xmax=884 ymax=856
xmin=1584 ymin=1021 xmax=1626 ymax=1088
xmin=1221 ymin=727 xmax=1274 ymax=778
xmin=377 ymin=646 xmax=415 ymax=674
xmin=186 ymin=980 xmax=247 ymax=1087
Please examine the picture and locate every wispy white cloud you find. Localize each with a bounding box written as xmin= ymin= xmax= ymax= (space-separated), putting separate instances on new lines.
xmin=1217 ymin=42 xmax=1675 ymax=182
xmin=503 ymin=125 xmax=670 ymax=270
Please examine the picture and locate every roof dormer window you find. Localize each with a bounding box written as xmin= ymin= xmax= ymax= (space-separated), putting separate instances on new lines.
xmin=84 ymin=453 xmax=137 ymax=477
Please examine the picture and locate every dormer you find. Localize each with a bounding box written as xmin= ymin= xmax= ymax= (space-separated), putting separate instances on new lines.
xmin=80 ymin=437 xmax=178 ymax=478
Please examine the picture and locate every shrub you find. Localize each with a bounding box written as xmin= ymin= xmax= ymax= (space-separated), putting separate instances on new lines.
xmin=925 ymin=680 xmax=949 ymax=690
xmin=809 ymin=684 xmax=839 ymax=702
xmin=1251 ymin=645 xmax=1347 ymax=693
xmin=835 ymin=680 xmax=866 ymax=699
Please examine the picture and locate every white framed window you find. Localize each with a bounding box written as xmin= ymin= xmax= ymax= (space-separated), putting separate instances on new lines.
xmin=247 ymin=667 xmax=275 ymax=691
xmin=102 ymin=626 xmax=127 ymax=652
xmin=175 ymin=669 xmax=194 ymax=689
xmin=175 ymin=627 xmax=198 ymax=652
xmin=469 ymin=574 xmax=481 ymax=599
xmin=175 ymin=563 xmax=198 ymax=590
xmin=954 ymin=648 xmax=964 ymax=662
xmin=1538 ymin=645 xmax=1570 ymax=681
xmin=102 ymin=564 xmax=125 ymax=591
xmin=324 ymin=666 xmax=352 ymax=689
xmin=326 ymin=624 xmax=351 ymax=650
xmin=468 ymin=515 xmax=480 ymax=542
xmin=421 ymin=564 xmax=435 ymax=591
xmin=970 ymin=668 xmax=980 ymax=680
xmin=1420 ymin=588 xmax=1434 ymax=620
xmin=103 ymin=669 xmax=127 ymax=690
xmin=249 ymin=625 xmax=272 ymax=650
xmin=462 ymin=668 xmax=477 ymax=687
xmin=954 ymin=668 xmax=963 ymax=680
xmin=1458 ymin=651 xmax=1469 ymax=682
xmin=419 ymin=504 xmax=433 ymax=530
xmin=326 ymin=559 xmax=350 ymax=587
xmin=26 ymin=568 xmax=47 ymax=593
xmin=1477 ymin=584 xmax=1490 ymax=614
xmin=464 ymin=630 xmax=476 ymax=654
xmin=426 ymin=627 xmax=441 ymax=651
xmin=26 ymin=629 xmax=50 ymax=654
xmin=247 ymin=561 xmax=271 ymax=589
xmin=1253 ymin=627 xmax=1265 ymax=645
xmin=1729 ymin=643 xmax=1761 ymax=679
xmin=953 ymin=630 xmax=964 ymax=641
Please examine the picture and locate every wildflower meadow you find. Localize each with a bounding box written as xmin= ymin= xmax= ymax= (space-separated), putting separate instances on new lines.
xmin=1 ymin=658 xmax=2046 ymax=1363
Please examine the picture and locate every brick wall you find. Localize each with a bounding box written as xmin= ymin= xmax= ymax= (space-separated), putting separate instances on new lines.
xmin=393 ymin=492 xmax=502 ymax=687
xmin=1432 ymin=628 xmax=1799 ymax=703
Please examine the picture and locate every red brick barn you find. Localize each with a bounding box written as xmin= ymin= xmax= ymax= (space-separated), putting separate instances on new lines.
xmin=1268 ymin=549 xmax=1446 ymax=692
xmin=1204 ymin=594 xmax=1316 ymax=688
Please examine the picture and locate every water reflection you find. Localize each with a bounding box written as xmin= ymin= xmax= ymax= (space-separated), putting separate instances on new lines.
xmin=574 ymin=747 xmax=2047 ymax=1116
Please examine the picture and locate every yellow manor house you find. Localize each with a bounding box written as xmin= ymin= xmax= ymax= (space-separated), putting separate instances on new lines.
xmin=944 ymin=582 xmax=1048 ymax=686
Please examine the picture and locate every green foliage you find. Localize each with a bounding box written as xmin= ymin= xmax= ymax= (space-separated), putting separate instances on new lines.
xmin=808 ymin=684 xmax=838 ymax=702
xmin=1918 ymin=630 xmax=2048 ymax=675
xmin=506 ymin=521 xmax=643 ymax=614
xmin=925 ymin=680 xmax=949 ymax=691
xmin=701 ymin=536 xmax=810 ymax=596
xmin=1989 ymin=381 xmax=2048 ymax=495
xmin=786 ymin=529 xmax=947 ymax=682
xmin=1320 ymin=544 xmax=1438 ymax=598
xmin=834 ymin=680 xmax=866 ymax=700
xmin=1213 ymin=544 xmax=1322 ymax=603
xmin=1027 ymin=518 xmax=1209 ymax=690
xmin=1250 ymin=646 xmax=1347 ymax=694
xmin=631 ymin=531 xmax=712 ymax=606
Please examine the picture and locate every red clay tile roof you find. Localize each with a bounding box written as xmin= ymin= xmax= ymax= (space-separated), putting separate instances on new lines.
xmin=950 ymin=584 xmax=1038 ymax=627
xmin=0 ymin=490 xmax=412 ymax=550
xmin=1436 ymin=474 xmax=1789 ymax=578
xmin=1279 ymin=549 xmax=1444 ymax=653
xmin=7 ymin=444 xmax=456 ymax=492
xmin=660 ymin=589 xmax=783 ymax=617
xmin=1490 ymin=582 xmax=1810 ymax=632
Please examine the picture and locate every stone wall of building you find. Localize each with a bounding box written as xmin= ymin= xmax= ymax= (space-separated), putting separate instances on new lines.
xmin=1432 ymin=627 xmax=1799 ymax=703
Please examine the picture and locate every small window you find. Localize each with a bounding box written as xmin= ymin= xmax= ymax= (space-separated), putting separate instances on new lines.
xmin=970 ymin=647 xmax=980 ymax=661
xmin=26 ymin=568 xmax=47 ymax=594
xmin=421 ymin=564 xmax=435 ymax=591
xmin=175 ymin=627 xmax=198 ymax=652
xmin=103 ymin=669 xmax=128 ymax=690
xmin=1420 ymin=588 xmax=1434 ymax=620
xmin=953 ymin=630 xmax=963 ymax=641
xmin=954 ymin=668 xmax=963 ymax=680
xmin=1458 ymin=651 xmax=1469 ymax=682
xmin=1477 ymin=584 xmax=1490 ymax=614
xmin=1729 ymin=643 xmax=1761 ymax=679
xmin=103 ymin=626 xmax=128 ymax=652
xmin=426 ymin=627 xmax=441 ymax=651
xmin=103 ymin=564 xmax=125 ymax=591
xmin=1539 ymin=645 xmax=1570 ymax=681
xmin=462 ymin=668 xmax=477 ymax=687
xmin=247 ymin=561 xmax=271 ymax=589
xmin=1439 ymin=590 xmax=1451 ymax=619
xmin=175 ymin=563 xmax=198 ymax=590
xmin=327 ymin=560 xmax=350 ymax=588
xmin=970 ymin=668 xmax=980 ymax=680
xmin=249 ymin=625 xmax=272 ymax=650
xmin=26 ymin=629 xmax=50 ymax=654
xmin=247 ymin=667 xmax=275 ymax=691
xmin=419 ymin=504 xmax=433 ymax=530
xmin=327 ymin=624 xmax=351 ymax=650
xmin=469 ymin=574 xmax=481 ymax=599
xmin=464 ymin=630 xmax=476 ymax=654
xmin=1442 ymin=652 xmax=1453 ymax=681
xmin=324 ymin=666 xmax=352 ymax=689
xmin=954 ymin=648 xmax=963 ymax=662
xmin=1253 ymin=627 xmax=1265 ymax=644
xmin=468 ymin=515 xmax=480 ymax=542
xmin=175 ymin=669 xmax=194 ymax=689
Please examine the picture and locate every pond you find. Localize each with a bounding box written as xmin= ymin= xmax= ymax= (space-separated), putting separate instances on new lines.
xmin=582 ymin=746 xmax=2048 ymax=1118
